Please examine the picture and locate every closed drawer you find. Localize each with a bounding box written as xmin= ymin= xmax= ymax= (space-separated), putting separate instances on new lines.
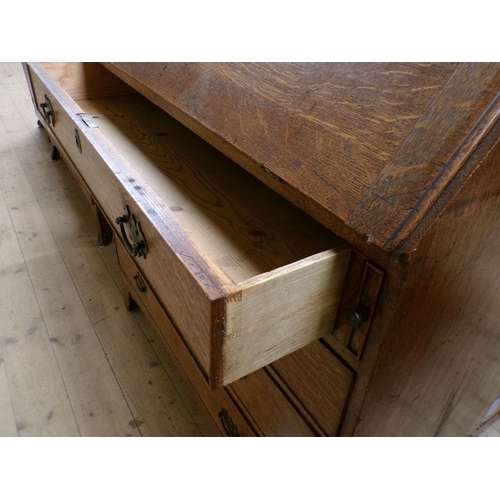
xmin=228 ymin=370 xmax=316 ymax=437
xmin=25 ymin=62 xmax=351 ymax=388
xmin=271 ymin=341 xmax=354 ymax=436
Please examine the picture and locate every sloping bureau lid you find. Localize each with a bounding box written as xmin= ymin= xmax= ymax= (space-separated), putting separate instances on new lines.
xmin=102 ymin=62 xmax=500 ymax=253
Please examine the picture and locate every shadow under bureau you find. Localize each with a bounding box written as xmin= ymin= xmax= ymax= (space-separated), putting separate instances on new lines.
xmin=23 ymin=62 xmax=500 ymax=436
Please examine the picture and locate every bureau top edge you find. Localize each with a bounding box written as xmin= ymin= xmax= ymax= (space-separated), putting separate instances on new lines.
xmin=100 ymin=62 xmax=500 ymax=257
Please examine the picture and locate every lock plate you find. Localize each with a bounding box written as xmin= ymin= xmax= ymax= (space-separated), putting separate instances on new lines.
xmin=77 ymin=112 xmax=99 ymax=128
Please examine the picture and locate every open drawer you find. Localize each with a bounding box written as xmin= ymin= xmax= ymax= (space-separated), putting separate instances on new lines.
xmin=24 ymin=62 xmax=351 ymax=387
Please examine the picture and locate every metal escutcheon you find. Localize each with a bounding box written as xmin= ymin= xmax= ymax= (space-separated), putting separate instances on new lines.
xmin=133 ymin=274 xmax=147 ymax=293
xmin=218 ymin=409 xmax=240 ymax=437
xmin=115 ymin=206 xmax=148 ymax=259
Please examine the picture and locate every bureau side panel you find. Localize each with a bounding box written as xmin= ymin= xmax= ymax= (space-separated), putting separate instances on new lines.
xmin=355 ymin=127 xmax=500 ymax=436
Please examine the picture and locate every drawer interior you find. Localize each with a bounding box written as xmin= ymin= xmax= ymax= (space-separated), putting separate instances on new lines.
xmin=40 ymin=62 xmax=345 ymax=287
xmin=36 ymin=62 xmax=351 ymax=385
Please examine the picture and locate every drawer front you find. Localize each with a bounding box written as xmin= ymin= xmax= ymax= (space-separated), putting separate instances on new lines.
xmin=228 ymin=369 xmax=316 ymax=437
xmin=117 ymin=238 xmax=255 ymax=437
xmin=270 ymin=341 xmax=354 ymax=436
xmin=27 ymin=62 xmax=227 ymax=379
xmin=327 ymin=253 xmax=385 ymax=367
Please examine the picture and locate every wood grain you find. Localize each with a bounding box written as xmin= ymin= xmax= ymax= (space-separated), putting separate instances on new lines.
xmin=76 ymin=93 xmax=342 ymax=283
xmin=271 ymin=341 xmax=354 ymax=436
xmin=349 ymin=63 xmax=500 ymax=249
xmin=0 ymin=124 xmax=137 ymax=436
xmin=0 ymin=64 xmax=80 ymax=436
xmin=45 ymin=146 xmax=217 ymax=436
xmin=228 ymin=369 xmax=316 ymax=436
xmin=1 ymin=62 xmax=217 ymax=436
xmin=0 ymin=351 xmax=17 ymax=436
xmin=27 ymin=62 xmax=351 ymax=387
xmin=117 ymin=241 xmax=255 ymax=436
xmin=41 ymin=62 xmax=136 ymax=100
xmin=27 ymin=62 xmax=224 ymax=376
xmin=0 ymin=191 xmax=79 ymax=436
xmin=223 ymin=248 xmax=351 ymax=384
xmin=355 ymin=138 xmax=500 ymax=436
xmin=26 ymin=161 xmax=208 ymax=437
xmin=101 ymin=63 xmax=453 ymax=217
xmin=5 ymin=164 xmax=138 ymax=438
xmin=23 ymin=61 xmax=500 ymax=436
xmin=100 ymin=62 xmax=500 ymax=254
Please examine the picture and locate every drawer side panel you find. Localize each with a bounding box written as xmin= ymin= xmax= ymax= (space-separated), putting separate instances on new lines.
xmin=223 ymin=247 xmax=351 ymax=384
xmin=27 ymin=63 xmax=228 ymax=375
xmin=40 ymin=62 xmax=137 ymax=100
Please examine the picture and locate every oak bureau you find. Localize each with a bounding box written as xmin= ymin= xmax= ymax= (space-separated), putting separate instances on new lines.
xmin=23 ymin=62 xmax=500 ymax=436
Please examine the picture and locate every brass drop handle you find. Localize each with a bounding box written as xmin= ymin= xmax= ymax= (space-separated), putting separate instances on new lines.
xmin=115 ymin=212 xmax=137 ymax=256
xmin=218 ymin=409 xmax=240 ymax=437
xmin=115 ymin=206 xmax=148 ymax=259
xmin=39 ymin=95 xmax=55 ymax=126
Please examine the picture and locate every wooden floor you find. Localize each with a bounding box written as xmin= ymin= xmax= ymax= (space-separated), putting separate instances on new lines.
xmin=0 ymin=62 xmax=218 ymax=436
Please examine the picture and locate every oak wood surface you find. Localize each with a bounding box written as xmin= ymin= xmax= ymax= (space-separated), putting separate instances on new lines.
xmin=76 ymin=93 xmax=343 ymax=284
xmin=116 ymin=240 xmax=255 ymax=436
xmin=27 ymin=62 xmax=222 ymax=377
xmin=102 ymin=62 xmax=500 ymax=254
xmin=27 ymin=62 xmax=351 ymax=387
xmin=19 ymin=61 xmax=500 ymax=437
xmin=271 ymin=340 xmax=354 ymax=436
xmin=75 ymin=91 xmax=350 ymax=386
xmin=117 ymin=206 xmax=353 ymax=436
xmin=355 ymin=137 xmax=500 ymax=436
xmin=228 ymin=369 xmax=316 ymax=436
xmin=223 ymin=248 xmax=350 ymax=384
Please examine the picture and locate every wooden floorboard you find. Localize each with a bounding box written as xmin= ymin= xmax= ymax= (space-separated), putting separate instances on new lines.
xmin=0 ymin=62 xmax=217 ymax=437
xmin=0 ymin=180 xmax=81 ymax=436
